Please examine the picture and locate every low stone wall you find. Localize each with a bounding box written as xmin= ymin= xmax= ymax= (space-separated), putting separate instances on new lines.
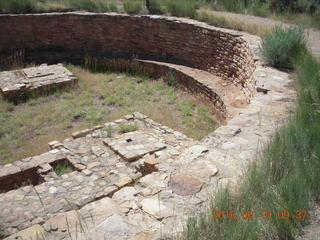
xmin=0 ymin=13 xmax=255 ymax=98
xmin=82 ymin=58 xmax=228 ymax=117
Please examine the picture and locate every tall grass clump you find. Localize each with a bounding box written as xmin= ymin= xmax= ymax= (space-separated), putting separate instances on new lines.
xmin=0 ymin=0 xmax=36 ymax=13
xmin=123 ymin=0 xmax=143 ymax=14
xmin=68 ymin=0 xmax=118 ymax=12
xmin=261 ymin=26 xmax=307 ymax=69
xmin=165 ymin=0 xmax=199 ymax=18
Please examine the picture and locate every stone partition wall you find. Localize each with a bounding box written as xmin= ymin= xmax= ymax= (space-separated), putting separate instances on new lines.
xmin=0 ymin=13 xmax=255 ymax=98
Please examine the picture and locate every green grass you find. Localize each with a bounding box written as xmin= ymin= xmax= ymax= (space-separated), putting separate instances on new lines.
xmin=0 ymin=0 xmax=36 ymax=13
xmin=104 ymin=125 xmax=113 ymax=138
xmin=171 ymin=28 xmax=320 ymax=240
xmin=261 ymin=26 xmax=307 ymax=69
xmin=165 ymin=0 xmax=199 ymax=18
xmin=0 ymin=66 xmax=216 ymax=165
xmin=52 ymin=161 xmax=74 ymax=176
xmin=68 ymin=0 xmax=118 ymax=12
xmin=119 ymin=122 xmax=139 ymax=133
xmin=123 ymin=0 xmax=143 ymax=14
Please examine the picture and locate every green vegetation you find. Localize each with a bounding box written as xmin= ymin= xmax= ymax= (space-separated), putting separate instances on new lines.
xmin=165 ymin=0 xmax=199 ymax=18
xmin=68 ymin=0 xmax=118 ymax=12
xmin=261 ymin=26 xmax=307 ymax=69
xmin=0 ymin=66 xmax=216 ymax=165
xmin=0 ymin=0 xmax=36 ymax=13
xmin=105 ymin=125 xmax=113 ymax=138
xmin=211 ymin=0 xmax=320 ymax=29
xmin=52 ymin=161 xmax=74 ymax=176
xmin=170 ymin=27 xmax=320 ymax=240
xmin=0 ymin=0 xmax=119 ymax=13
xmin=147 ymin=0 xmax=164 ymax=14
xmin=167 ymin=72 xmax=178 ymax=87
xmin=119 ymin=122 xmax=139 ymax=133
xmin=123 ymin=0 xmax=143 ymax=14
xmin=1 ymin=0 xmax=318 ymax=29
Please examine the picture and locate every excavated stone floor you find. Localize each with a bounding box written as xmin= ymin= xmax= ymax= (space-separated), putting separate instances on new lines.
xmin=0 ymin=20 xmax=296 ymax=240
xmin=0 ymin=64 xmax=77 ymax=98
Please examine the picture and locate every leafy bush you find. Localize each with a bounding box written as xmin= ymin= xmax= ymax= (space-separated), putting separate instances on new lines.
xmin=261 ymin=26 xmax=307 ymax=69
xmin=123 ymin=0 xmax=143 ymax=14
xmin=0 ymin=0 xmax=36 ymax=13
xmin=165 ymin=0 xmax=199 ymax=18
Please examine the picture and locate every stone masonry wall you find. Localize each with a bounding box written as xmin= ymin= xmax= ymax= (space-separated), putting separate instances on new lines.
xmin=0 ymin=13 xmax=255 ymax=98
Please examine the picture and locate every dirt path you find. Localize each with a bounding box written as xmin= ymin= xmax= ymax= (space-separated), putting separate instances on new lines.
xmin=205 ymin=10 xmax=320 ymax=59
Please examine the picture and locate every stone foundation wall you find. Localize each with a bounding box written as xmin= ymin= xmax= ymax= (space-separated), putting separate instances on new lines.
xmin=0 ymin=13 xmax=255 ymax=98
xmin=83 ymin=58 xmax=228 ymax=117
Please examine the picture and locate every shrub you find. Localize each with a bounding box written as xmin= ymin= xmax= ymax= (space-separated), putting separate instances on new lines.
xmin=147 ymin=0 xmax=164 ymax=14
xmin=267 ymin=0 xmax=320 ymax=14
xmin=0 ymin=0 xmax=36 ymax=13
xmin=165 ymin=0 xmax=199 ymax=18
xmin=260 ymin=26 xmax=307 ymax=69
xmin=123 ymin=0 xmax=143 ymax=14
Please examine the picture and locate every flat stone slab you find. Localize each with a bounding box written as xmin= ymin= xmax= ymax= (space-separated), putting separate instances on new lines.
xmin=103 ymin=131 xmax=166 ymax=161
xmin=0 ymin=64 xmax=77 ymax=98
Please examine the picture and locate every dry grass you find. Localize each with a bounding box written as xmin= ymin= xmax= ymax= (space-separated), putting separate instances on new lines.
xmin=197 ymin=9 xmax=272 ymax=37
xmin=0 ymin=65 xmax=217 ymax=165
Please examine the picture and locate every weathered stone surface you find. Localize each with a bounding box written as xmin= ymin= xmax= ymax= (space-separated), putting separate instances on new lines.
xmin=169 ymin=174 xmax=204 ymax=196
xmin=3 ymin=224 xmax=45 ymax=240
xmin=96 ymin=214 xmax=130 ymax=239
xmin=0 ymin=64 xmax=77 ymax=98
xmin=104 ymin=131 xmax=166 ymax=161
xmin=141 ymin=197 xmax=173 ymax=220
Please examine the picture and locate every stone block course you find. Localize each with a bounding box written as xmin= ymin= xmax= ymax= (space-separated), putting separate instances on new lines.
xmin=0 ymin=13 xmax=255 ymax=99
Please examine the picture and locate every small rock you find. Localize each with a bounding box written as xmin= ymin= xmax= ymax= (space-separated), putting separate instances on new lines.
xmin=82 ymin=169 xmax=92 ymax=176
xmin=74 ymin=163 xmax=86 ymax=171
xmin=49 ymin=186 xmax=58 ymax=194
xmin=43 ymin=223 xmax=51 ymax=232
xmin=87 ymin=161 xmax=102 ymax=169
xmin=115 ymin=175 xmax=133 ymax=188
xmin=169 ymin=174 xmax=204 ymax=196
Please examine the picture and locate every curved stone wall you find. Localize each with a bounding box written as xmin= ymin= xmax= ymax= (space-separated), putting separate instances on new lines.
xmin=0 ymin=12 xmax=255 ymax=98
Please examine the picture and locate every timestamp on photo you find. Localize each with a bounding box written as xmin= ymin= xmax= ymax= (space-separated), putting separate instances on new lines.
xmin=211 ymin=210 xmax=308 ymax=220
